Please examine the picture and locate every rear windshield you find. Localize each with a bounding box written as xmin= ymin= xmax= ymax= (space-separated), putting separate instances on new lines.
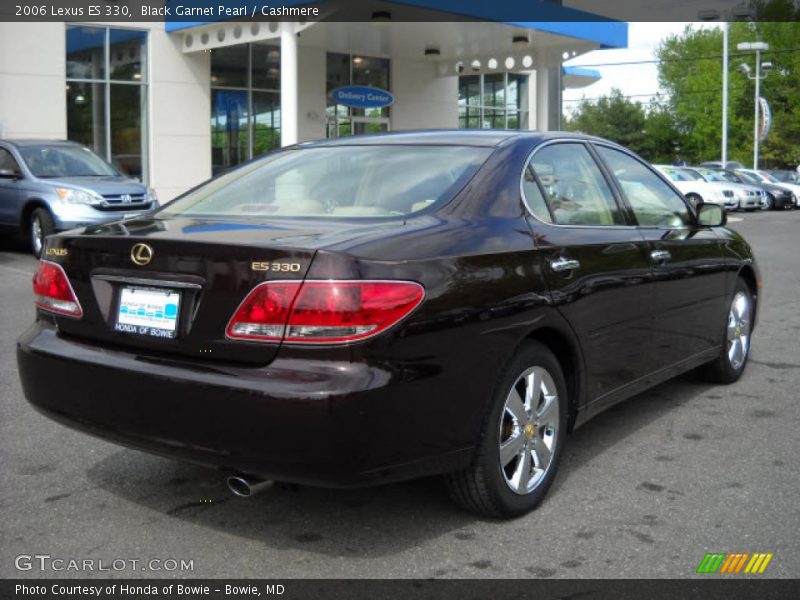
xmin=19 ymin=145 xmax=118 ymax=178
xmin=772 ymin=171 xmax=798 ymax=183
xmin=161 ymin=145 xmax=491 ymax=218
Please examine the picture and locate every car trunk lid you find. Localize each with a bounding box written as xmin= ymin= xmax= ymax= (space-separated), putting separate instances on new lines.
xmin=46 ymin=215 xmax=401 ymax=365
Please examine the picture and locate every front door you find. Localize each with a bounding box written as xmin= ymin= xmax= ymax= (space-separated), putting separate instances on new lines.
xmin=523 ymin=142 xmax=656 ymax=402
xmin=593 ymin=144 xmax=728 ymax=367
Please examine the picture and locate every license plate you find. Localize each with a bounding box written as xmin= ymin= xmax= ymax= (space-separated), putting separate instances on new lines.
xmin=115 ymin=286 xmax=180 ymax=339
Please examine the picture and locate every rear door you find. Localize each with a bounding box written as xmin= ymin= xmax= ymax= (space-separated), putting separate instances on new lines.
xmin=522 ymin=141 xmax=656 ymax=401
xmin=593 ymin=144 xmax=727 ymax=366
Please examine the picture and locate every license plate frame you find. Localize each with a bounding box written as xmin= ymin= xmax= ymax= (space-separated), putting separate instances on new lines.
xmin=115 ymin=286 xmax=181 ymax=339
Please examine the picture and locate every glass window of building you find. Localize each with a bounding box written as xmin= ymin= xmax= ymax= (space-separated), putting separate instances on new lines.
xmin=458 ymin=73 xmax=529 ymax=130
xmin=65 ymin=26 xmax=148 ymax=181
xmin=326 ymin=53 xmax=391 ymax=138
xmin=211 ymin=43 xmax=281 ymax=176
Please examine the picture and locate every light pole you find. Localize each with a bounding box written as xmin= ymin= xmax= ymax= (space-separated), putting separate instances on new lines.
xmin=698 ymin=9 xmax=755 ymax=166
xmin=722 ymin=23 xmax=729 ymax=164
xmin=737 ymin=41 xmax=771 ymax=169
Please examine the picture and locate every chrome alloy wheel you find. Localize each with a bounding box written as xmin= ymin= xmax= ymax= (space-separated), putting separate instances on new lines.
xmin=499 ymin=366 xmax=559 ymax=495
xmin=31 ymin=215 xmax=43 ymax=257
xmin=727 ymin=291 xmax=751 ymax=370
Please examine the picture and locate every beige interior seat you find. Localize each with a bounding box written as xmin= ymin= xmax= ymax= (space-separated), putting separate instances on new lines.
xmin=410 ymin=199 xmax=436 ymax=213
xmin=272 ymin=199 xmax=325 ymax=215
xmin=331 ymin=206 xmax=391 ymax=216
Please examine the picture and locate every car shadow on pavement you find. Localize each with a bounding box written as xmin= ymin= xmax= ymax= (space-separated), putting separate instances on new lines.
xmin=549 ymin=371 xmax=717 ymax=497
xmin=86 ymin=451 xmax=475 ymax=558
xmin=85 ymin=371 xmax=717 ymax=558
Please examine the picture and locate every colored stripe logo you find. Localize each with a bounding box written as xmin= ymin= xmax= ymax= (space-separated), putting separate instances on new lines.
xmin=696 ymin=552 xmax=773 ymax=574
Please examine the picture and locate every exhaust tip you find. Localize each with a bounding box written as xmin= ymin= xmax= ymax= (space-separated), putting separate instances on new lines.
xmin=226 ymin=474 xmax=273 ymax=498
xmin=227 ymin=475 xmax=253 ymax=497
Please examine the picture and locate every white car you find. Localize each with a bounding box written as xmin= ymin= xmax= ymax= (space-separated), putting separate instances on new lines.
xmin=739 ymin=169 xmax=800 ymax=208
xmin=654 ymin=165 xmax=732 ymax=208
xmin=683 ymin=167 xmax=763 ymax=211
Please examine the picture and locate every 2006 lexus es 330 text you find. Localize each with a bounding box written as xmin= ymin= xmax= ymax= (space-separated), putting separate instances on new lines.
xmin=17 ymin=131 xmax=758 ymax=517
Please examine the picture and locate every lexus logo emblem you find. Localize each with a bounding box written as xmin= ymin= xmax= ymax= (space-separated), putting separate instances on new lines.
xmin=130 ymin=243 xmax=154 ymax=266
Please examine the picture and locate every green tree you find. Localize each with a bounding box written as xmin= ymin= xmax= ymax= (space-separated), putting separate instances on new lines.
xmin=563 ymin=89 xmax=680 ymax=163
xmin=563 ymin=88 xmax=646 ymax=148
xmin=657 ymin=21 xmax=800 ymax=168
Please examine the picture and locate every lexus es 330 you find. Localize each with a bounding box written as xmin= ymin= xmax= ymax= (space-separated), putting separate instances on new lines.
xmin=17 ymin=131 xmax=758 ymax=517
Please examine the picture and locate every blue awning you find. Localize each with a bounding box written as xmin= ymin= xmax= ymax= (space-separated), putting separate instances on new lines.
xmin=164 ymin=0 xmax=628 ymax=50
xmin=562 ymin=66 xmax=602 ymax=89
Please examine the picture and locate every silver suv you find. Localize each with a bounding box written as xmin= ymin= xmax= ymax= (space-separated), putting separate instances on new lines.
xmin=0 ymin=140 xmax=157 ymax=256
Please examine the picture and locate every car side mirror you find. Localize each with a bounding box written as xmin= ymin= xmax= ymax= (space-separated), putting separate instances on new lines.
xmin=697 ymin=202 xmax=726 ymax=227
xmin=0 ymin=168 xmax=20 ymax=179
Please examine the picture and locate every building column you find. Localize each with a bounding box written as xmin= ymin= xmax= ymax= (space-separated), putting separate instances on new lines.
xmin=535 ymin=68 xmax=549 ymax=131
xmin=280 ymin=22 xmax=299 ymax=146
xmin=534 ymin=66 xmax=562 ymax=132
xmin=549 ymin=66 xmax=562 ymax=131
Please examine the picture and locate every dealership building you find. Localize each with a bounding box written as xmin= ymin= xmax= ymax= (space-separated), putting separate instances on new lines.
xmin=0 ymin=3 xmax=625 ymax=201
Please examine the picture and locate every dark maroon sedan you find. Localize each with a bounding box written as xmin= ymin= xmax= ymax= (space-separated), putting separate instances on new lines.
xmin=17 ymin=131 xmax=758 ymax=517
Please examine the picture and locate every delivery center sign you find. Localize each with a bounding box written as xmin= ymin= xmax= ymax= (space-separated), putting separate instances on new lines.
xmin=329 ymin=86 xmax=395 ymax=109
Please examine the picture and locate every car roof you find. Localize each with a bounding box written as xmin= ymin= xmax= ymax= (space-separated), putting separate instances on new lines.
xmin=294 ymin=129 xmax=604 ymax=149
xmin=1 ymin=139 xmax=80 ymax=148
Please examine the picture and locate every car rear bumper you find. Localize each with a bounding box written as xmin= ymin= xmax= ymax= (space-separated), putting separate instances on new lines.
xmin=17 ymin=322 xmax=474 ymax=487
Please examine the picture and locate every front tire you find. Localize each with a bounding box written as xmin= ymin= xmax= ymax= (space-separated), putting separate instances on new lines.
xmin=29 ymin=208 xmax=55 ymax=259
xmin=700 ymin=279 xmax=753 ymax=384
xmin=446 ymin=342 xmax=568 ymax=518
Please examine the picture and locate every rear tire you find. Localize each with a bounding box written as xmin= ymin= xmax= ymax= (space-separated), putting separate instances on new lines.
xmin=29 ymin=208 xmax=55 ymax=259
xmin=445 ymin=342 xmax=568 ymax=518
xmin=700 ymin=279 xmax=753 ymax=384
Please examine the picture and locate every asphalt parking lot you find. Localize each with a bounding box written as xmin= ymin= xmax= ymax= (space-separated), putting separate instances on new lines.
xmin=1 ymin=209 xmax=798 ymax=580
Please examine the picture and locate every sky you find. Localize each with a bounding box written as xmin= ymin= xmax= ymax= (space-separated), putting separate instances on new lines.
xmin=562 ymin=22 xmax=722 ymax=115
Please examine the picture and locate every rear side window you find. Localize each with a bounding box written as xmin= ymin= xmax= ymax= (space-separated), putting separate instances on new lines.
xmin=162 ymin=145 xmax=492 ymax=218
xmin=596 ymin=146 xmax=691 ymax=228
xmin=523 ymin=143 xmax=623 ymax=226
xmin=0 ymin=148 xmax=20 ymax=173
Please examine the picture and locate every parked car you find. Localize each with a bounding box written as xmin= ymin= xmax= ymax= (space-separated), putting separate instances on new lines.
xmin=701 ymin=160 xmax=746 ymax=170
xmin=17 ymin=131 xmax=758 ymax=518
xmin=739 ymin=169 xmax=800 ymax=208
xmin=734 ymin=169 xmax=796 ymax=210
xmin=769 ymin=169 xmax=799 ymax=185
xmin=653 ymin=165 xmax=731 ymax=208
xmin=683 ymin=166 xmax=762 ymax=211
xmin=0 ymin=140 xmax=157 ymax=257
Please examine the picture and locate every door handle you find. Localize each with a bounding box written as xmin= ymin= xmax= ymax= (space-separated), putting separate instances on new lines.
xmin=650 ymin=249 xmax=671 ymax=262
xmin=550 ymin=258 xmax=581 ymax=272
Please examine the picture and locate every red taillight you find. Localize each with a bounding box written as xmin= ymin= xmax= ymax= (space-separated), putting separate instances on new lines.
xmin=32 ymin=261 xmax=83 ymax=318
xmin=226 ymin=280 xmax=424 ymax=344
xmin=226 ymin=282 xmax=301 ymax=342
